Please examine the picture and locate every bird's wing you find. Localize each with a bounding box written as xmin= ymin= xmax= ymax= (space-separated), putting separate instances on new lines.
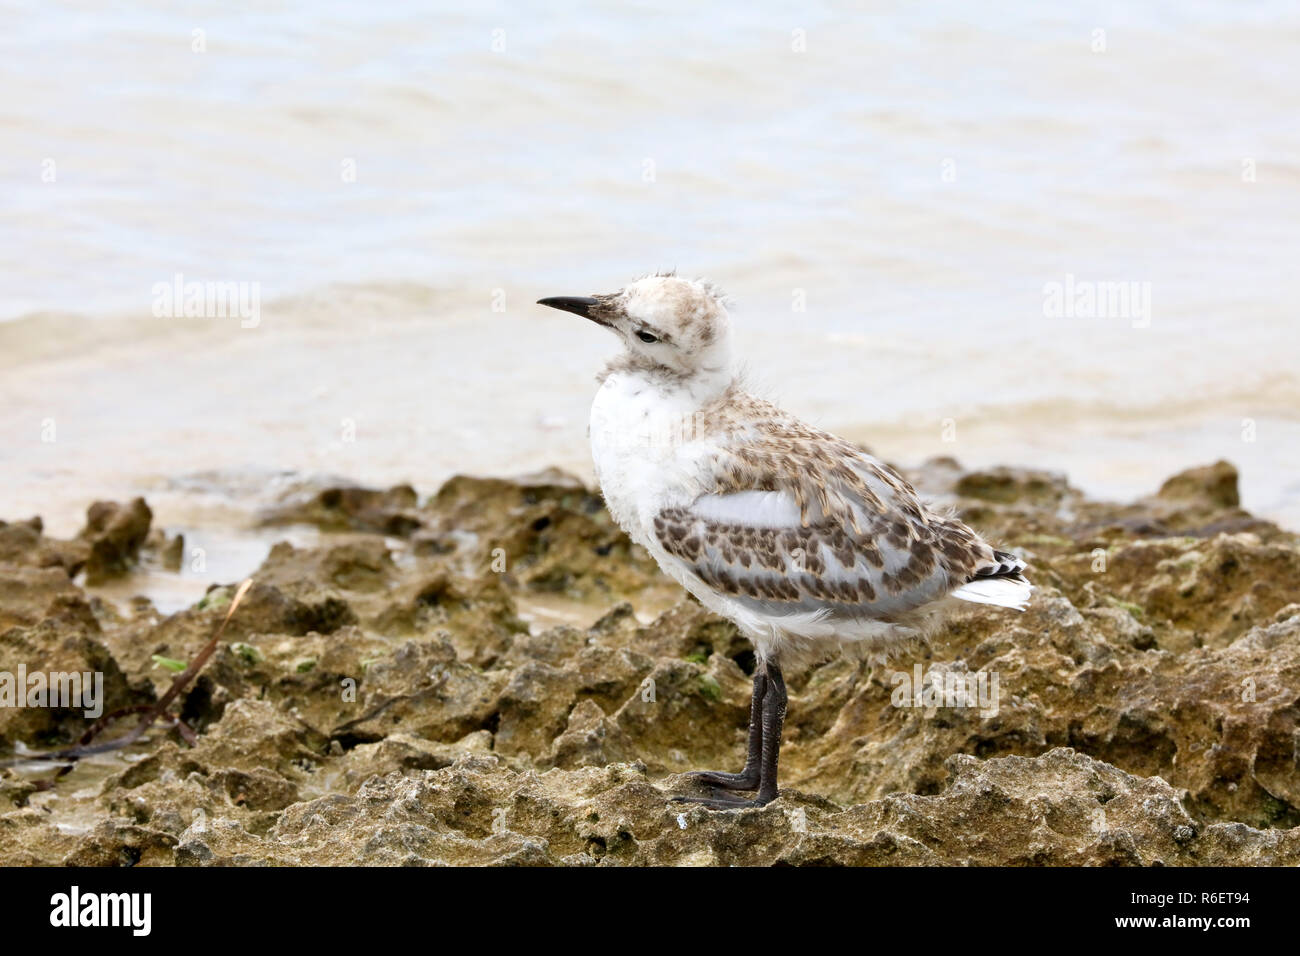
xmin=652 ymin=400 xmax=1006 ymax=619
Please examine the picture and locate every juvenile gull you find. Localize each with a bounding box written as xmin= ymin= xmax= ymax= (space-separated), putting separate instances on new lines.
xmin=538 ymin=274 xmax=1031 ymax=809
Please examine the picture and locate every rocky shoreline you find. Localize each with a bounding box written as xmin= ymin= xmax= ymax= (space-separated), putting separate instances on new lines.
xmin=1 ymin=458 xmax=1297 ymax=866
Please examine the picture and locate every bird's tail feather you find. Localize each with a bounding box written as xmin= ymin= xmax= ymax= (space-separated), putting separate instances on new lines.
xmin=951 ymin=549 xmax=1032 ymax=610
xmin=950 ymin=575 xmax=1032 ymax=610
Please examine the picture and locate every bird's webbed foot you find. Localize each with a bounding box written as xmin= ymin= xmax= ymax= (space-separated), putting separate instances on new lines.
xmin=683 ymin=769 xmax=761 ymax=791
xmin=671 ymin=788 xmax=776 ymax=810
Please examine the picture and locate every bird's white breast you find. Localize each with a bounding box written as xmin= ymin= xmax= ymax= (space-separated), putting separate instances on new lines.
xmin=588 ymin=372 xmax=716 ymax=547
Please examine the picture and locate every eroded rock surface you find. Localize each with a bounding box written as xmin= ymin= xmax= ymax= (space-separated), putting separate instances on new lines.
xmin=1 ymin=460 xmax=1297 ymax=865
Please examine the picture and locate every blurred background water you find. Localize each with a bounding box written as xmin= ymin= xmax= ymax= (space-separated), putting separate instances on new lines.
xmin=2 ymin=0 xmax=1298 ymax=569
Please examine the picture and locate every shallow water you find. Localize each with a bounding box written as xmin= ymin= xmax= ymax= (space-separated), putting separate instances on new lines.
xmin=3 ymin=1 xmax=1298 ymax=573
xmin=11 ymin=742 xmax=155 ymax=837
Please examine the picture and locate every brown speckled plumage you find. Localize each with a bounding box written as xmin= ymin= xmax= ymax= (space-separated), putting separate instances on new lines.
xmin=647 ymin=386 xmax=1008 ymax=625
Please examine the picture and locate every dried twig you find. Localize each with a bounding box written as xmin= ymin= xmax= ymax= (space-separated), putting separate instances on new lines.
xmin=2 ymin=578 xmax=253 ymax=774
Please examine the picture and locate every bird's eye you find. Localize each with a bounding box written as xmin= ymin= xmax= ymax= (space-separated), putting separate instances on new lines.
xmin=636 ymin=331 xmax=659 ymax=344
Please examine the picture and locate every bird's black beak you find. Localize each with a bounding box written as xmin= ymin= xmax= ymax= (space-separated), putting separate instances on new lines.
xmin=537 ymin=296 xmax=608 ymax=327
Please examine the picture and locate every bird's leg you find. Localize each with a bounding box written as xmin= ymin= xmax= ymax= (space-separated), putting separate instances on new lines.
xmin=752 ymin=663 xmax=787 ymax=805
xmin=683 ymin=668 xmax=767 ymax=790
xmin=674 ymin=662 xmax=787 ymax=810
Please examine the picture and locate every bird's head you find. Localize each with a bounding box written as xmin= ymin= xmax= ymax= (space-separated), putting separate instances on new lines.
xmin=538 ymin=273 xmax=734 ymax=384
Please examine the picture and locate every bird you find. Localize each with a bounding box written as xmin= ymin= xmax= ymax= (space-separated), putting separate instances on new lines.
xmin=537 ymin=273 xmax=1031 ymax=810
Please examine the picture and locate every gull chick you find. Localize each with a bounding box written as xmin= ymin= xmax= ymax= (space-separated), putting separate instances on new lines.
xmin=538 ymin=274 xmax=1031 ymax=809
